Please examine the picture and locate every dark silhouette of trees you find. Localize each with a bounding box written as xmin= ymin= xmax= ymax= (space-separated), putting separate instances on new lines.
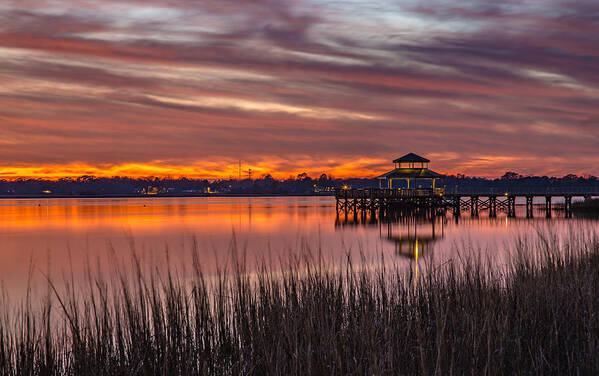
xmin=0 ymin=170 xmax=597 ymax=197
xmin=501 ymin=171 xmax=522 ymax=180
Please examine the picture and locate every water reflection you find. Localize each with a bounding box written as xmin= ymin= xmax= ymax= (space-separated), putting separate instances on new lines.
xmin=383 ymin=217 xmax=444 ymax=260
xmin=335 ymin=209 xmax=447 ymax=259
xmin=334 ymin=203 xmax=599 ymax=266
xmin=0 ymin=197 xmax=597 ymax=301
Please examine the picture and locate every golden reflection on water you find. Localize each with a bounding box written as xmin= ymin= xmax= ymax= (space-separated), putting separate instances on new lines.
xmin=414 ymin=238 xmax=419 ymax=288
xmin=0 ymin=197 xmax=336 ymax=297
xmin=0 ymin=198 xmax=329 ymax=231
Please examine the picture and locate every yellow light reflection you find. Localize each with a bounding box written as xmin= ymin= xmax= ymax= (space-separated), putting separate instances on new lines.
xmin=414 ymin=238 xmax=419 ymax=288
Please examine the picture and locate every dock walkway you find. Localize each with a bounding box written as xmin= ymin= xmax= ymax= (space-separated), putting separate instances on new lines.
xmin=335 ymin=188 xmax=599 ymax=218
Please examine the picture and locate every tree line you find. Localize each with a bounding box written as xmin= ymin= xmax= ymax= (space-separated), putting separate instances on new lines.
xmin=0 ymin=172 xmax=598 ymax=196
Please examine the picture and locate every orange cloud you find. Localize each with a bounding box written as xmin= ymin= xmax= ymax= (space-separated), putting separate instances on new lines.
xmin=0 ymin=159 xmax=392 ymax=180
xmin=1 ymin=152 xmax=594 ymax=181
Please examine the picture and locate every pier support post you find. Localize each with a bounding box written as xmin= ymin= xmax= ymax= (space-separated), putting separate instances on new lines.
xmin=489 ymin=196 xmax=497 ymax=217
xmin=564 ymin=196 xmax=572 ymax=218
xmin=453 ymin=196 xmax=461 ymax=217
xmin=545 ymin=196 xmax=552 ymax=218
xmin=526 ymin=196 xmax=534 ymax=218
xmin=344 ymin=198 xmax=348 ymax=219
xmin=507 ymin=195 xmax=516 ymax=217
xmin=470 ymin=196 xmax=479 ymax=217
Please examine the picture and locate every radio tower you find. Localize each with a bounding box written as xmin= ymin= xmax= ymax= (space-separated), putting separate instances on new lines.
xmin=238 ymin=160 xmax=241 ymax=180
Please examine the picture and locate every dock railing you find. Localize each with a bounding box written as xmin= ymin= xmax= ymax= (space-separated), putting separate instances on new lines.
xmin=335 ymin=187 xmax=445 ymax=198
xmin=447 ymin=186 xmax=599 ymax=196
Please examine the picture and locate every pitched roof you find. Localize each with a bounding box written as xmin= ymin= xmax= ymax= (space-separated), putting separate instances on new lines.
xmin=377 ymin=168 xmax=444 ymax=179
xmin=393 ymin=153 xmax=429 ymax=163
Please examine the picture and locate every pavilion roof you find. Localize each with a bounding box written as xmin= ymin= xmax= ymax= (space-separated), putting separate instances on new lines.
xmin=376 ymin=168 xmax=444 ymax=179
xmin=393 ymin=153 xmax=429 ymax=163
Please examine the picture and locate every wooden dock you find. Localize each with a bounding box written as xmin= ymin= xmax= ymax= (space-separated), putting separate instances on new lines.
xmin=335 ymin=188 xmax=599 ymax=219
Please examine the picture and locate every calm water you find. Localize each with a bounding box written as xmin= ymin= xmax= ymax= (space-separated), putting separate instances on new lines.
xmin=0 ymin=196 xmax=596 ymax=298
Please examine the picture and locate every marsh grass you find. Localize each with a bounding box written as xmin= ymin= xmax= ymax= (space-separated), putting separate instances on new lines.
xmin=0 ymin=231 xmax=598 ymax=375
xmin=572 ymin=198 xmax=599 ymax=218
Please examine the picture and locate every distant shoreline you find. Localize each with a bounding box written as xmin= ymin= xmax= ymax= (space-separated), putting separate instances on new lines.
xmin=0 ymin=193 xmax=334 ymax=199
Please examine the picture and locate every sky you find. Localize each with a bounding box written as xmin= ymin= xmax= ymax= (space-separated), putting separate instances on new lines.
xmin=0 ymin=0 xmax=598 ymax=179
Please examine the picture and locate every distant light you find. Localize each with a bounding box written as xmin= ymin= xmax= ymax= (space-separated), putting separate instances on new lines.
xmin=42 ymin=190 xmax=51 ymax=194
xmin=342 ymin=185 xmax=349 ymax=190
xmin=504 ymin=192 xmax=509 ymax=196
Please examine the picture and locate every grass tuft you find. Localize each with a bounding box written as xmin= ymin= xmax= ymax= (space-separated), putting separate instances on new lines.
xmin=1 ymin=232 xmax=598 ymax=375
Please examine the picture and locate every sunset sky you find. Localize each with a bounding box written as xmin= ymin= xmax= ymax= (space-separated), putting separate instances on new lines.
xmin=1 ymin=0 xmax=598 ymax=179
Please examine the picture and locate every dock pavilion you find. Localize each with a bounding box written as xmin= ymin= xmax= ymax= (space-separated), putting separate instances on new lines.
xmin=336 ymin=152 xmax=599 ymax=218
xmin=376 ymin=153 xmax=444 ymax=194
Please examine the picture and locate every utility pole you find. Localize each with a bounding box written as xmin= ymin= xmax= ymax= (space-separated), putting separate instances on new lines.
xmin=247 ymin=168 xmax=253 ymax=181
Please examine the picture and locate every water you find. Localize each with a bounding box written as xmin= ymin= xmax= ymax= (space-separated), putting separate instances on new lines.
xmin=0 ymin=196 xmax=596 ymax=298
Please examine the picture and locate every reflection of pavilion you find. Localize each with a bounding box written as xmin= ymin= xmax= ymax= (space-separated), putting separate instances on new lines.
xmin=382 ymin=216 xmax=444 ymax=259
xmin=334 ymin=209 xmax=446 ymax=260
xmin=387 ymin=234 xmax=436 ymax=260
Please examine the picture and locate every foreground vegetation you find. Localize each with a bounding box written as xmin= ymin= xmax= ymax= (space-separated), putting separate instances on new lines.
xmin=1 ymin=232 xmax=598 ymax=375
xmin=573 ymin=198 xmax=599 ymax=218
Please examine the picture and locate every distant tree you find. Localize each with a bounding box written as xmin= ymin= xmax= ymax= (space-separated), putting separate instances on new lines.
xmin=563 ymin=174 xmax=579 ymax=180
xmin=297 ymin=172 xmax=310 ymax=181
xmin=501 ymin=171 xmax=522 ymax=180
